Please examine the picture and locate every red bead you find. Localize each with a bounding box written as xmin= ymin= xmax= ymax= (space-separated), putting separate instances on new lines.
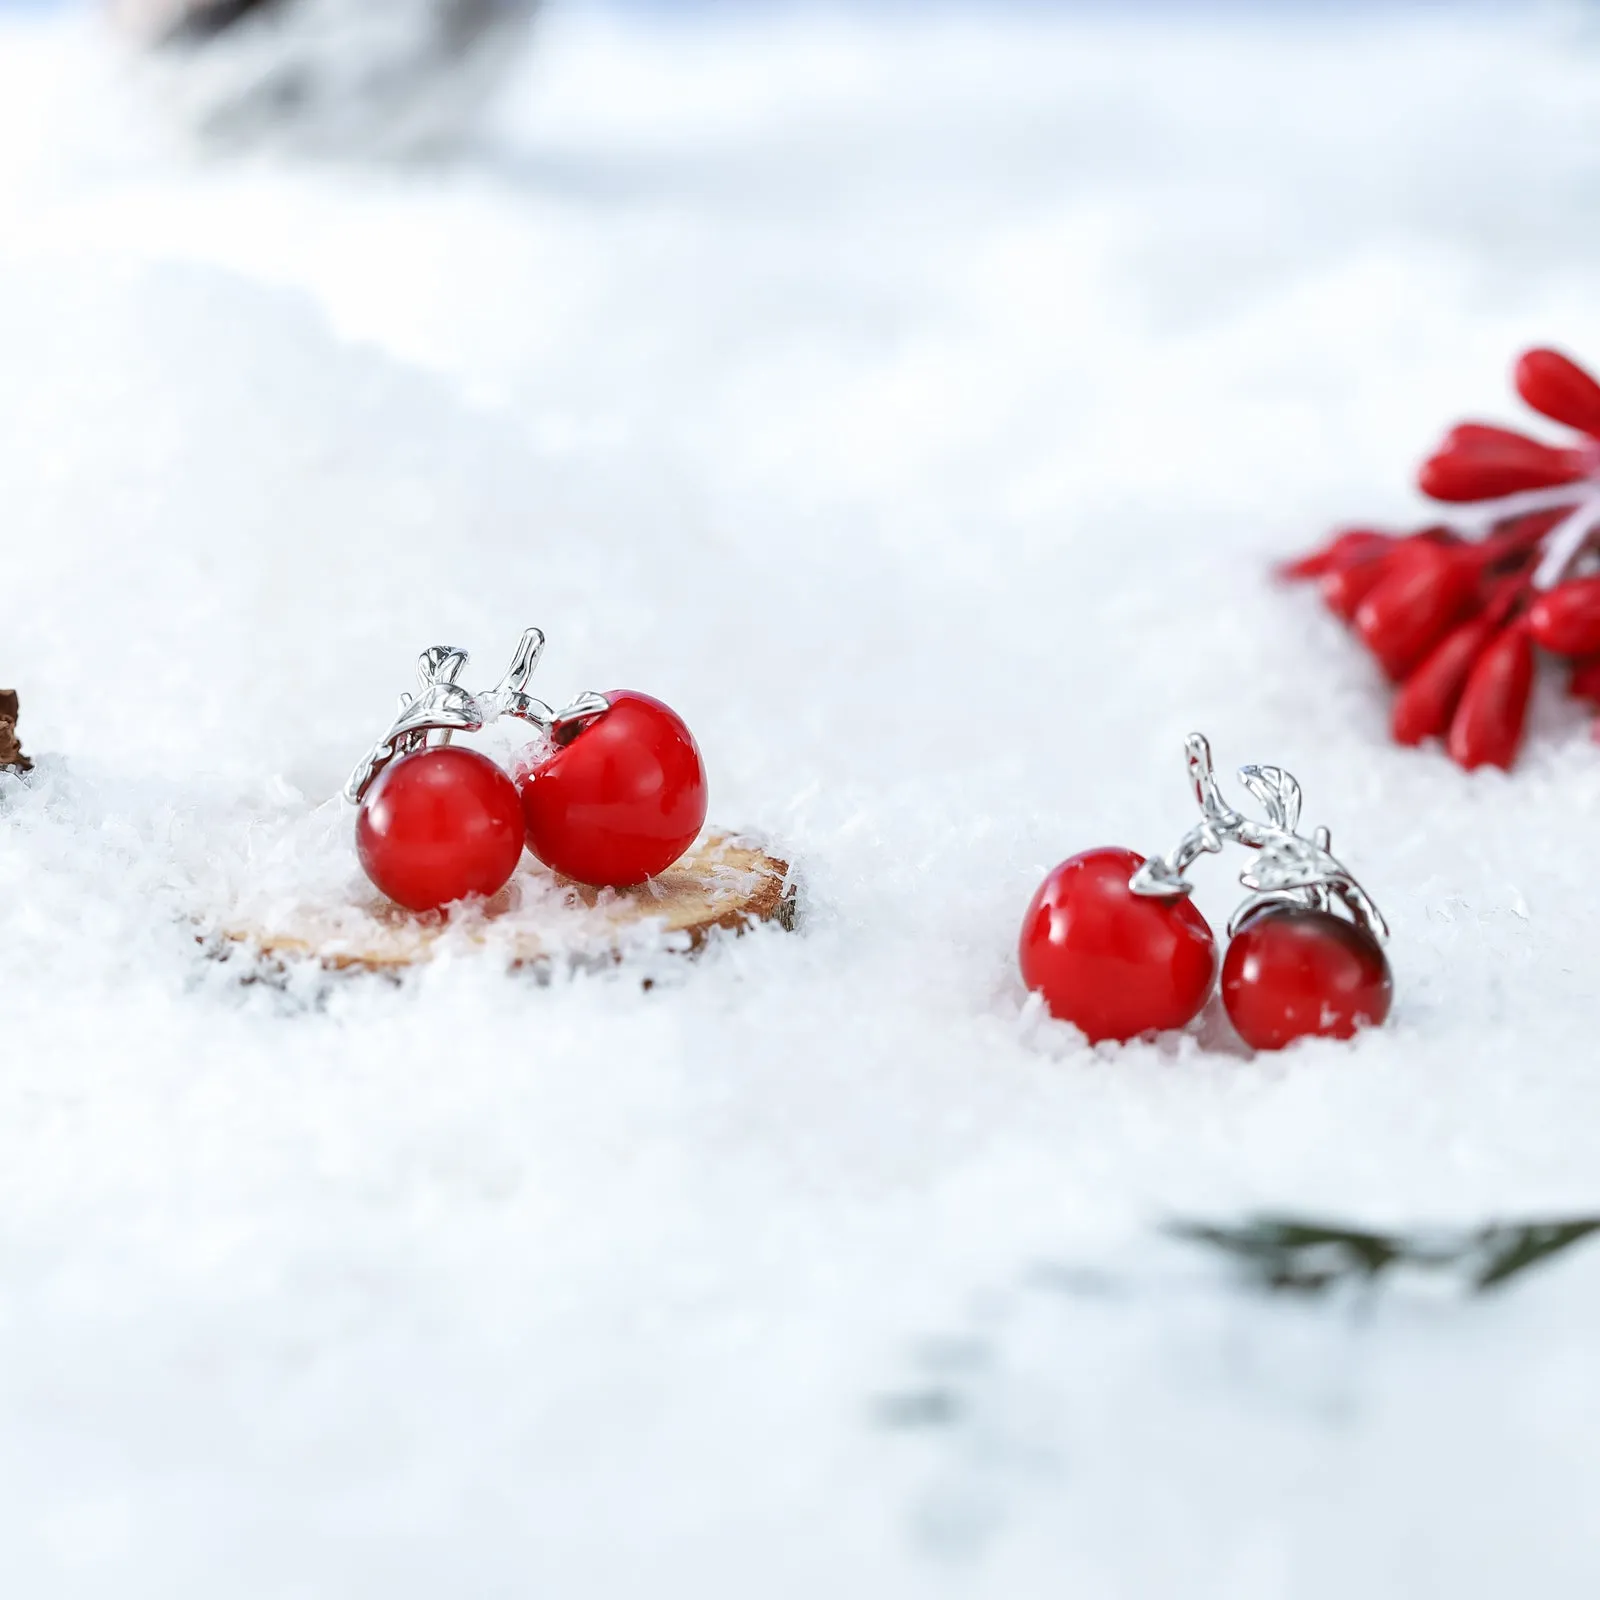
xmin=1018 ymin=847 xmax=1218 ymax=1044
xmin=517 ymin=690 xmax=708 ymax=888
xmin=1514 ymin=348 xmax=1600 ymax=438
xmin=1418 ymin=424 xmax=1588 ymax=503
xmin=1391 ymin=613 xmax=1499 ymax=746
xmin=1353 ymin=540 xmax=1476 ymax=680
xmin=356 ymin=746 xmax=526 ymax=913
xmin=1528 ymin=576 xmax=1600 ymax=658
xmin=1221 ymin=904 xmax=1393 ymax=1052
xmin=1447 ymin=623 xmax=1534 ymax=771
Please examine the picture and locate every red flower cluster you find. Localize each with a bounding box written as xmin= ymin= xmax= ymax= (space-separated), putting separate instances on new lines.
xmin=1283 ymin=348 xmax=1600 ymax=770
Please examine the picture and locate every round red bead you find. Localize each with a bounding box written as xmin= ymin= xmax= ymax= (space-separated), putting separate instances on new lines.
xmin=1221 ymin=904 xmax=1393 ymax=1051
xmin=356 ymin=745 xmax=526 ymax=913
xmin=517 ymin=690 xmax=708 ymax=888
xmin=1018 ymin=847 xmax=1219 ymax=1044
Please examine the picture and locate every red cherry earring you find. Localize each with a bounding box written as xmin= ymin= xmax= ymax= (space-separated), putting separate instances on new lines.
xmin=514 ymin=689 xmax=708 ymax=889
xmin=1212 ymin=808 xmax=1393 ymax=1055
xmin=345 ymin=626 xmax=710 ymax=906
xmin=1018 ymin=845 xmax=1218 ymax=1044
xmin=1140 ymin=733 xmax=1393 ymax=1051
xmin=344 ymin=628 xmax=569 ymax=912
xmin=1020 ymin=734 xmax=1393 ymax=1050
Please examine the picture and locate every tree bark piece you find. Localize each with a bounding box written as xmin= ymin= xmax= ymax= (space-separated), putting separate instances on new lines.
xmin=219 ymin=832 xmax=796 ymax=977
xmin=0 ymin=692 xmax=30 ymax=774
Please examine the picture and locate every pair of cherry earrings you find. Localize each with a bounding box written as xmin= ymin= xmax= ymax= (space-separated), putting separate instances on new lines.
xmin=1019 ymin=736 xmax=1394 ymax=1051
xmin=344 ymin=653 xmax=1391 ymax=1054
xmin=344 ymin=627 xmax=709 ymax=911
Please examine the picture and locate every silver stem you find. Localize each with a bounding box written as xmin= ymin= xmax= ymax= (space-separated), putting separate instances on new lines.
xmin=1531 ymin=492 xmax=1600 ymax=590
xmin=343 ymin=627 xmax=612 ymax=805
xmin=1129 ymin=734 xmax=1389 ymax=943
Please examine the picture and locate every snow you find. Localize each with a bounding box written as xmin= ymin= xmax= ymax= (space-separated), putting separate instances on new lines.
xmin=4 ymin=2 xmax=1600 ymax=1592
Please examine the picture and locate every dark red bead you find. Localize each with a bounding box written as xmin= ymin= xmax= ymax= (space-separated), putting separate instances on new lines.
xmin=1514 ymin=348 xmax=1600 ymax=438
xmin=356 ymin=746 xmax=526 ymax=913
xmin=517 ymin=690 xmax=708 ymax=888
xmin=1528 ymin=577 xmax=1600 ymax=658
xmin=1446 ymin=624 xmax=1534 ymax=771
xmin=1018 ymin=847 xmax=1217 ymax=1044
xmin=1221 ymin=904 xmax=1393 ymax=1052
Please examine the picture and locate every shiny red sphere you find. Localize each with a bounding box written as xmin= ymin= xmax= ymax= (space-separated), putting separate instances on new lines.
xmin=356 ymin=746 xmax=526 ymax=913
xmin=517 ymin=690 xmax=708 ymax=888
xmin=1018 ymin=847 xmax=1219 ymax=1044
xmin=1221 ymin=904 xmax=1393 ymax=1051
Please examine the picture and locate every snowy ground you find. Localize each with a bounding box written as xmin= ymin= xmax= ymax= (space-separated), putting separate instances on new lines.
xmin=5 ymin=2 xmax=1600 ymax=1594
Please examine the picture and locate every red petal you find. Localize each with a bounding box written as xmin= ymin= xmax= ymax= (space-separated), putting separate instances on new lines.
xmin=1319 ymin=550 xmax=1393 ymax=621
xmin=1391 ymin=614 xmax=1499 ymax=746
xmin=1528 ymin=576 xmax=1600 ymax=658
xmin=1355 ymin=542 xmax=1477 ymax=680
xmin=1278 ymin=528 xmax=1393 ymax=582
xmin=1418 ymin=423 xmax=1590 ymax=503
xmin=1447 ymin=625 xmax=1535 ymax=770
xmin=1514 ymin=348 xmax=1600 ymax=438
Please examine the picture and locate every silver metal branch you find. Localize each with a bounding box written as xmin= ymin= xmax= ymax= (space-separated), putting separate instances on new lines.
xmin=479 ymin=626 xmax=556 ymax=727
xmin=344 ymin=642 xmax=484 ymax=804
xmin=1129 ymin=734 xmax=1389 ymax=942
xmin=550 ymin=689 xmax=611 ymax=741
xmin=343 ymin=627 xmax=609 ymax=805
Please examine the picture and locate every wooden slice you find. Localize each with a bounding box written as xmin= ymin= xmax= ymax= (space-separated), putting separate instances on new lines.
xmin=217 ymin=832 xmax=796 ymax=977
xmin=0 ymin=691 xmax=30 ymax=774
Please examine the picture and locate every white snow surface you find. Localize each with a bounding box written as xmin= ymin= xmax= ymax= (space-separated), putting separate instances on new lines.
xmin=5 ymin=3 xmax=1600 ymax=1594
